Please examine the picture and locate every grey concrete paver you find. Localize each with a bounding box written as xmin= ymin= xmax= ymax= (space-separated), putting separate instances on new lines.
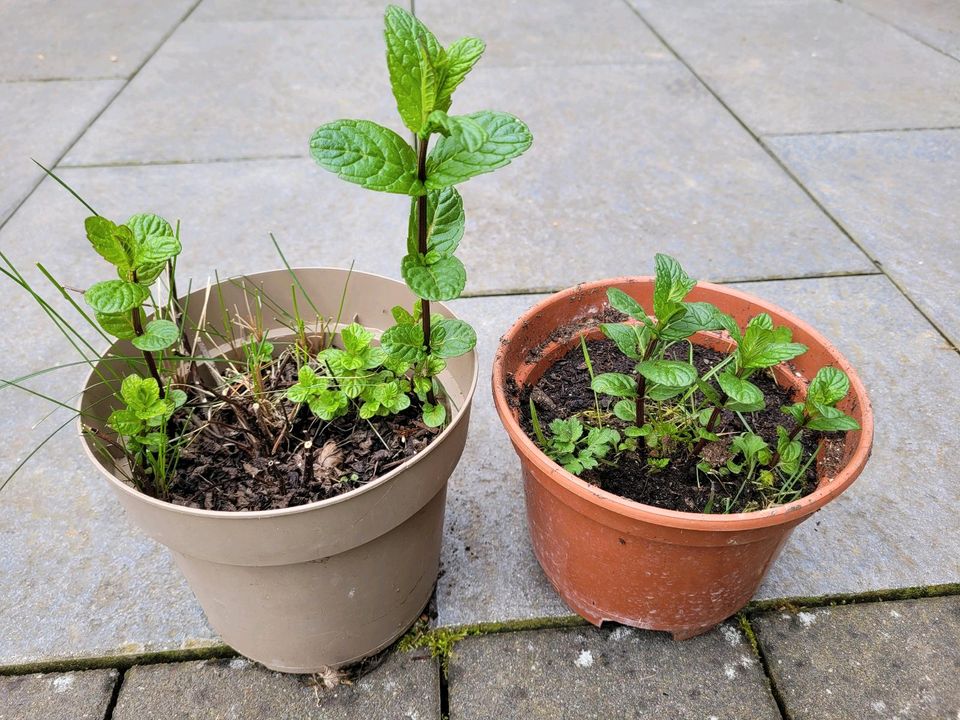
xmin=753 ymin=597 xmax=960 ymax=720
xmin=112 ymin=655 xmax=440 ymax=720
xmin=0 ymin=0 xmax=196 ymax=81
xmin=743 ymin=276 xmax=960 ymax=600
xmin=846 ymin=0 xmax=960 ymax=60
xmin=0 ymin=669 xmax=118 ymax=720
xmin=415 ymin=0 xmax=670 ymax=67
xmin=630 ymin=0 xmax=960 ymax=135
xmin=769 ymin=129 xmax=960 ymax=346
xmin=62 ymin=18 xmax=400 ymax=166
xmin=0 ymin=80 xmax=123 ymax=224
xmin=192 ymin=0 xmax=392 ymax=22
xmin=447 ymin=624 xmax=780 ymax=720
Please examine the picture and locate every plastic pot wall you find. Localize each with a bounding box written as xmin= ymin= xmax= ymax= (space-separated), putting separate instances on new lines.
xmin=492 ymin=278 xmax=873 ymax=639
xmin=79 ymin=268 xmax=478 ymax=671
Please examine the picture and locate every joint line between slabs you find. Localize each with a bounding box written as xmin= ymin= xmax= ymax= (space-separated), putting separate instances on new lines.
xmin=102 ymin=667 xmax=126 ymax=720
xmin=834 ymin=0 xmax=960 ymax=67
xmin=618 ymin=0 xmax=960 ymax=355
xmin=738 ymin=614 xmax=794 ymax=720
xmin=0 ymin=0 xmax=206 ymax=237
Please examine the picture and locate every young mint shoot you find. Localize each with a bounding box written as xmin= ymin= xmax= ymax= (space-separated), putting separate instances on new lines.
xmin=309 ymin=5 xmax=531 ymax=427
xmin=528 ymin=254 xmax=861 ymax=513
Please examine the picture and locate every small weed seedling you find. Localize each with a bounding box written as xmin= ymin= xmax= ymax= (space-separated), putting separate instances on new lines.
xmin=528 ymin=254 xmax=860 ymax=513
xmin=309 ymin=4 xmax=531 ymax=427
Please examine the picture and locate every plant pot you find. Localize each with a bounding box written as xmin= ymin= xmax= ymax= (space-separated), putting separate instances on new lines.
xmin=492 ymin=277 xmax=873 ymax=639
xmin=79 ymin=268 xmax=478 ymax=672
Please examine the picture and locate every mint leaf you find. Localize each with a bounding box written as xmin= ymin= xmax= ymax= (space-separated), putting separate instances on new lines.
xmin=613 ymin=399 xmax=636 ymax=422
xmin=806 ymin=411 xmax=860 ymax=432
xmin=717 ymin=371 xmax=765 ymax=412
xmin=600 ymin=322 xmax=643 ymax=360
xmin=401 ymin=252 xmax=466 ymax=301
xmin=384 ymin=5 xmax=442 ymax=133
xmin=341 ymin=322 xmax=374 ymax=356
xmin=381 ymin=323 xmax=426 ymax=363
xmin=96 ymin=311 xmax=138 ymax=340
xmin=591 ymin=372 xmax=637 ymax=398
xmin=132 ymin=318 xmax=179 ymax=352
xmin=653 ymin=253 xmax=696 ymax=322
xmin=425 ymin=111 xmax=532 ymax=189
xmin=127 ymin=213 xmax=173 ymax=243
xmin=85 ymin=217 xmax=135 ymax=269
xmin=606 ymin=288 xmax=653 ymax=328
xmin=407 ymin=186 xmax=465 ymax=256
xmin=134 ymin=234 xmax=181 ymax=268
xmin=807 ymin=366 xmax=850 ymax=407
xmin=85 ymin=279 xmax=149 ymax=314
xmin=310 ymin=119 xmax=422 ymax=195
xmin=425 ymin=110 xmax=488 ymax=151
xmin=435 ymin=36 xmax=485 ymax=111
xmin=636 ymin=360 xmax=697 ymax=388
xmin=423 ymin=401 xmax=446 ymax=427
xmin=432 ymin=317 xmax=476 ymax=358
xmin=660 ymin=302 xmax=722 ymax=341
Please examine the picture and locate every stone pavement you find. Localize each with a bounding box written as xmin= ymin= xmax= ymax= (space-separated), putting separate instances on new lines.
xmin=1 ymin=0 xmax=959 ymax=717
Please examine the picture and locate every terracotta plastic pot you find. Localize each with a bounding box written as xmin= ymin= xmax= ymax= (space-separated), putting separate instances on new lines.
xmin=79 ymin=268 xmax=477 ymax=672
xmin=492 ymin=277 xmax=872 ymax=639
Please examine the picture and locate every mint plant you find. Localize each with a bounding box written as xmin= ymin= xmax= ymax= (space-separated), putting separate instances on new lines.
xmin=527 ymin=254 xmax=861 ymax=512
xmin=309 ymin=5 xmax=531 ymax=427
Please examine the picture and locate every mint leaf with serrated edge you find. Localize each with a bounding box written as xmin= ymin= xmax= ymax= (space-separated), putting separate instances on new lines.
xmin=425 ymin=111 xmax=532 ymax=189
xmin=310 ymin=120 xmax=422 ymax=195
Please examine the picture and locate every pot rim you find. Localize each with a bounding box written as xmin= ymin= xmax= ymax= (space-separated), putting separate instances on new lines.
xmin=79 ymin=266 xmax=479 ymax=520
xmin=492 ymin=276 xmax=874 ymax=532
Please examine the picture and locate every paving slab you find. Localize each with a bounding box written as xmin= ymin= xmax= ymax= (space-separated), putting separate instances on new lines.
xmin=192 ymin=0 xmax=393 ymax=22
xmin=742 ymin=276 xmax=960 ymax=600
xmin=0 ymin=80 xmax=123 ymax=224
xmin=0 ymin=0 xmax=196 ymax=81
xmin=447 ymin=624 xmax=780 ymax=720
xmin=415 ymin=0 xmax=670 ymax=67
xmin=0 ymin=669 xmax=118 ymax=720
xmin=769 ymin=129 xmax=960 ymax=347
xmin=753 ymin=597 xmax=960 ymax=720
xmin=112 ymin=655 xmax=440 ymax=720
xmin=62 ymin=18 xmax=401 ymax=166
xmin=629 ymin=0 xmax=960 ymax=135
xmin=846 ymin=0 xmax=960 ymax=60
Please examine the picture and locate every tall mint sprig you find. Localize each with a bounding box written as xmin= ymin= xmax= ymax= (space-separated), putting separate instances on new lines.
xmin=309 ymin=5 xmax=532 ymax=426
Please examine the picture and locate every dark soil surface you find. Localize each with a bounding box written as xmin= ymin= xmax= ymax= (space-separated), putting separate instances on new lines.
xmin=163 ymin=356 xmax=439 ymax=511
xmin=520 ymin=337 xmax=835 ymax=514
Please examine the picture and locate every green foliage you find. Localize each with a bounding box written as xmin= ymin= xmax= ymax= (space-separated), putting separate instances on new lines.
xmin=529 ymin=403 xmax=620 ymax=475
xmin=310 ymin=5 xmax=529 ymax=427
xmin=535 ymin=254 xmax=861 ymax=514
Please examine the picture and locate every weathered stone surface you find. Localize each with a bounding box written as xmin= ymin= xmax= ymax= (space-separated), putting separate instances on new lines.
xmin=0 ymin=669 xmax=118 ymax=720
xmin=416 ymin=0 xmax=670 ymax=67
xmin=740 ymin=276 xmax=960 ymax=600
xmin=846 ymin=0 xmax=960 ymax=60
xmin=193 ymin=0 xmax=399 ymax=21
xmin=629 ymin=0 xmax=960 ymax=134
xmin=112 ymin=655 xmax=439 ymax=720
xmin=0 ymin=80 xmax=122 ymax=224
xmin=447 ymin=624 xmax=780 ymax=720
xmin=0 ymin=0 xmax=195 ymax=81
xmin=439 ymin=295 xmax=570 ymax=626
xmin=769 ymin=129 xmax=960 ymax=347
xmin=63 ymin=18 xmax=401 ymax=166
xmin=753 ymin=597 xmax=960 ymax=720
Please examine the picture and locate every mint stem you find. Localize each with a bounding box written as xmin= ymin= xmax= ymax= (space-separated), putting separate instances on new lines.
xmin=130 ymin=270 xmax=165 ymax=399
xmin=416 ymin=135 xmax=437 ymax=406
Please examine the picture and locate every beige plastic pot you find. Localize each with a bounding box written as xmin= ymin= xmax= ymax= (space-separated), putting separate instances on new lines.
xmin=492 ymin=277 xmax=873 ymax=639
xmin=79 ymin=268 xmax=477 ymax=672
